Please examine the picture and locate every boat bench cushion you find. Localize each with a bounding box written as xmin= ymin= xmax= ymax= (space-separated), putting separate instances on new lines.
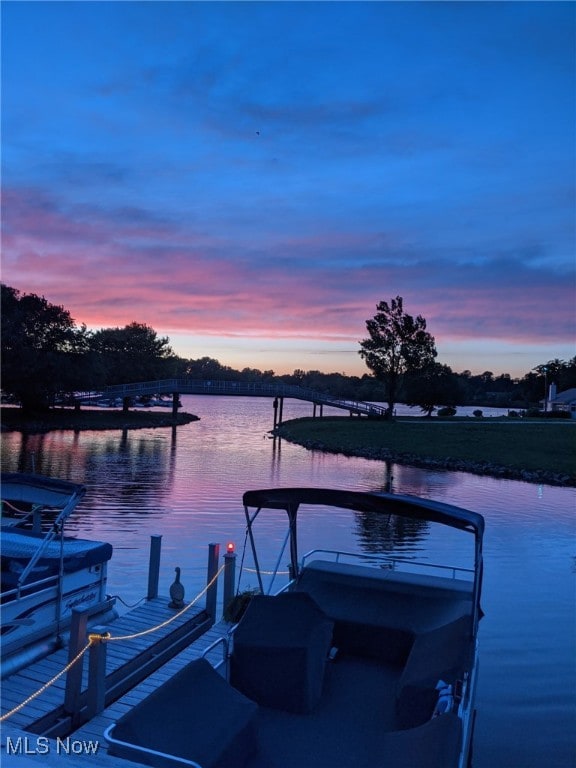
xmin=396 ymin=616 xmax=473 ymax=729
xmin=230 ymin=592 xmax=334 ymax=713
xmin=382 ymin=712 xmax=463 ymax=768
xmin=108 ymin=658 xmax=258 ymax=768
xmin=295 ymin=561 xmax=472 ymax=664
xmin=294 ymin=563 xmax=418 ymax=663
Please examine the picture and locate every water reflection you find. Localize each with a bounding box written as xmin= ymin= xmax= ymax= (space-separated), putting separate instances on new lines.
xmin=354 ymin=510 xmax=429 ymax=557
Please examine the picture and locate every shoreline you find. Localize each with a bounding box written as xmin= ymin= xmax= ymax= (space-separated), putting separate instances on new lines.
xmin=2 ymin=408 xmax=573 ymax=487
xmin=0 ymin=407 xmax=199 ymax=434
xmin=274 ymin=418 xmax=575 ymax=488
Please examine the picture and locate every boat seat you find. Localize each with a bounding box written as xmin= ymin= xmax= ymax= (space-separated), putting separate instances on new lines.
xmin=106 ymin=658 xmax=258 ymax=768
xmin=396 ymin=615 xmax=474 ymax=729
xmin=230 ymin=592 xmax=334 ymax=714
xmin=294 ymin=561 xmax=471 ymax=664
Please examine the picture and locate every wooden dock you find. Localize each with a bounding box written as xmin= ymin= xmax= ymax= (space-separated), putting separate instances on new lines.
xmin=1 ymin=595 xmax=231 ymax=767
xmin=72 ymin=619 xmax=230 ymax=753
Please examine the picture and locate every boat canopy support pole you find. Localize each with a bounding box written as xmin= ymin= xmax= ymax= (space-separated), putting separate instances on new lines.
xmin=244 ymin=507 xmax=265 ymax=594
xmin=267 ymin=528 xmax=292 ymax=595
xmin=472 ymin=538 xmax=484 ymax=635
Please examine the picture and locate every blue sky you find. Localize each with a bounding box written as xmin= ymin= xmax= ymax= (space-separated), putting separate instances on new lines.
xmin=2 ymin=1 xmax=575 ymax=377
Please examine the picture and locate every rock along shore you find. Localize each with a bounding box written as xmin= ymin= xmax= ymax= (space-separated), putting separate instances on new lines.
xmin=273 ymin=426 xmax=574 ymax=488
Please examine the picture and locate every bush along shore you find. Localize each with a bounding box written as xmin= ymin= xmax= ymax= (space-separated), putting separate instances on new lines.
xmin=273 ymin=417 xmax=576 ymax=487
xmin=0 ymin=407 xmax=199 ymax=434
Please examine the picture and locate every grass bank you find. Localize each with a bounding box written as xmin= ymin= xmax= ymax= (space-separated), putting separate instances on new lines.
xmin=275 ymin=416 xmax=576 ymax=487
xmin=1 ymin=407 xmax=198 ymax=433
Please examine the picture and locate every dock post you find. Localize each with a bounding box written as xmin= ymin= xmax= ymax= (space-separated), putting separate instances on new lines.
xmin=206 ymin=543 xmax=220 ymax=621
xmin=223 ymin=547 xmax=236 ymax=618
xmin=273 ymin=398 xmax=278 ymax=429
xmin=147 ymin=534 xmax=162 ymax=600
xmin=87 ymin=628 xmax=108 ymax=718
xmin=64 ymin=605 xmax=89 ymax=727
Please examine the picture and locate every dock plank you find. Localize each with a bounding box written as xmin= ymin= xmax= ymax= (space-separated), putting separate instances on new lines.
xmin=1 ymin=598 xmax=208 ymax=733
xmin=69 ymin=618 xmax=231 ymax=758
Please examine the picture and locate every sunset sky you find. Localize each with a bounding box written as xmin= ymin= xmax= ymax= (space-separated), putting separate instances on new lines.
xmin=2 ymin=1 xmax=575 ymax=378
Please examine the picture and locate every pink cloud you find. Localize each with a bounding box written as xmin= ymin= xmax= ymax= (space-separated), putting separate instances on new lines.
xmin=2 ymin=185 xmax=574 ymax=353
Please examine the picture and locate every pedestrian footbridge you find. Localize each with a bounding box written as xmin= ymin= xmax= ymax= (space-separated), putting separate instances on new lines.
xmin=75 ymin=378 xmax=386 ymax=423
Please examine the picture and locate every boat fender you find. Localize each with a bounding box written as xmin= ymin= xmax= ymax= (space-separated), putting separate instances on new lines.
xmin=433 ymin=679 xmax=453 ymax=717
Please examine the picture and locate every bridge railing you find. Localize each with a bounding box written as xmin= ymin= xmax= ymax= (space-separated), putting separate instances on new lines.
xmin=76 ymin=379 xmax=387 ymax=417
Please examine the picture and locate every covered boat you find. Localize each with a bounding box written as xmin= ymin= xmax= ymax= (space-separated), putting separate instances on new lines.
xmin=105 ymin=487 xmax=484 ymax=768
xmin=1 ymin=472 xmax=116 ymax=678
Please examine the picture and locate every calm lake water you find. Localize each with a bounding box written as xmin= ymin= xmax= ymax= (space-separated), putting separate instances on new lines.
xmin=2 ymin=396 xmax=575 ymax=767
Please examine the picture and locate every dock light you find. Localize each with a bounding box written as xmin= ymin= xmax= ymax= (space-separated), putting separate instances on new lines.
xmin=226 ymin=542 xmax=235 ymax=554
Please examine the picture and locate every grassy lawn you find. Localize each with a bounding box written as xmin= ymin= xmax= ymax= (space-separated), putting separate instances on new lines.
xmin=276 ymin=417 xmax=576 ymax=485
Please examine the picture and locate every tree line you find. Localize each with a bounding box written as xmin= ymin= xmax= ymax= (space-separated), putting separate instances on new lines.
xmin=2 ymin=284 xmax=574 ymax=414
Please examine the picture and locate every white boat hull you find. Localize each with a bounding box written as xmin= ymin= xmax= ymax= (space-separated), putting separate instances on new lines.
xmin=1 ymin=472 xmax=117 ymax=679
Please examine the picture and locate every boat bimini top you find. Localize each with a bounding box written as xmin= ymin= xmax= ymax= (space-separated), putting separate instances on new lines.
xmin=242 ymin=488 xmax=484 ymax=631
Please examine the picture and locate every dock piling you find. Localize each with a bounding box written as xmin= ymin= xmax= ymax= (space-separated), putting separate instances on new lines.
xmin=64 ymin=604 xmax=89 ymax=726
xmin=223 ymin=548 xmax=236 ymax=618
xmin=87 ymin=628 xmax=108 ymax=718
xmin=206 ymin=543 xmax=220 ymax=620
xmin=147 ymin=534 xmax=162 ymax=600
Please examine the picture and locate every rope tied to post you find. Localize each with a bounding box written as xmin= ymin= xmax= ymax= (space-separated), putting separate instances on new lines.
xmin=102 ymin=563 xmax=225 ymax=642
xmin=0 ymin=564 xmax=225 ymax=722
xmin=0 ymin=640 xmax=92 ymax=722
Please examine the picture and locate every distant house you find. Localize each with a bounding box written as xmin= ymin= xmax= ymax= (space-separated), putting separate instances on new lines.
xmin=549 ymin=386 xmax=576 ymax=418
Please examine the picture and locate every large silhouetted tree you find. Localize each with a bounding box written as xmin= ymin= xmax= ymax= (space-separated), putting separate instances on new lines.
xmin=403 ymin=363 xmax=464 ymax=416
xmin=359 ymin=296 xmax=437 ymax=417
xmin=1 ymin=284 xmax=89 ymax=411
xmin=88 ymin=322 xmax=177 ymax=384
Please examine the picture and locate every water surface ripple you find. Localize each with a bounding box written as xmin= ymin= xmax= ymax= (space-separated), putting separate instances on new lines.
xmin=2 ymin=396 xmax=574 ymax=767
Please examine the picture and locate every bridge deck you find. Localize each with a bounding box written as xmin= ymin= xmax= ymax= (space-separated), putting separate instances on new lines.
xmin=74 ymin=379 xmax=387 ymax=418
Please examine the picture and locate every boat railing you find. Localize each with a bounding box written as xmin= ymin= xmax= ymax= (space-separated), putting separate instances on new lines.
xmin=201 ymin=634 xmax=230 ymax=674
xmin=1 ymin=572 xmax=61 ymax=601
xmin=6 ymin=492 xmax=83 ymax=590
xmin=301 ymin=548 xmax=475 ymax=581
xmin=1 ymin=501 xmax=44 ymax=532
xmin=103 ymin=725 xmax=204 ymax=768
xmin=14 ymin=528 xmax=64 ymax=590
